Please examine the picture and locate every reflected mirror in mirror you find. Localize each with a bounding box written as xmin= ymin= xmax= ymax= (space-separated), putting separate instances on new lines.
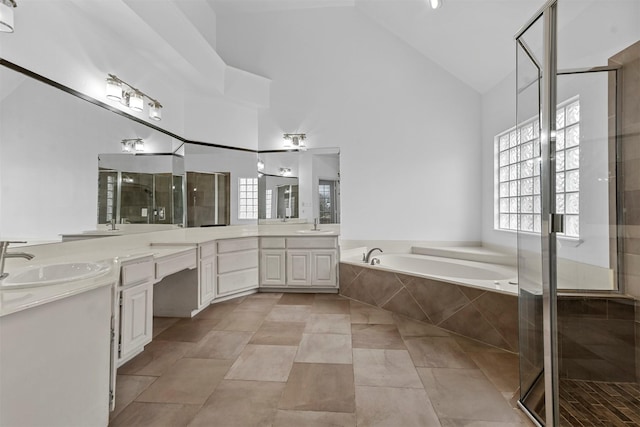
xmin=97 ymin=153 xmax=185 ymax=226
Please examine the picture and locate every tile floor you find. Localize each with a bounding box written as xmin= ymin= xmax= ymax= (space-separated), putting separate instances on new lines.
xmin=110 ymin=292 xmax=534 ymax=427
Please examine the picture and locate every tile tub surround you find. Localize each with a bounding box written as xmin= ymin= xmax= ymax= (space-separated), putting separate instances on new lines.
xmin=110 ymin=293 xmax=532 ymax=426
xmin=339 ymin=262 xmax=519 ymax=352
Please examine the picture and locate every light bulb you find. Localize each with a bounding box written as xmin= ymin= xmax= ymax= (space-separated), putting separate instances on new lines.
xmin=429 ymin=0 xmax=442 ymax=9
xmin=149 ymin=102 xmax=162 ymax=121
xmin=128 ymin=91 xmax=144 ymax=112
xmin=0 ymin=0 xmax=15 ymax=33
xmin=106 ymin=77 xmax=122 ymax=101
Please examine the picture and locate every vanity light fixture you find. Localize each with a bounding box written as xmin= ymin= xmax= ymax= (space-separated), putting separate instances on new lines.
xmin=279 ymin=168 xmax=292 ymax=177
xmin=0 ymin=0 xmax=17 ymax=33
xmin=257 ymin=159 xmax=265 ymax=171
xmin=105 ymin=74 xmax=163 ymax=121
xmin=428 ymin=0 xmax=442 ymax=9
xmin=121 ymin=138 xmax=145 ymax=153
xmin=283 ymin=133 xmax=306 ymax=149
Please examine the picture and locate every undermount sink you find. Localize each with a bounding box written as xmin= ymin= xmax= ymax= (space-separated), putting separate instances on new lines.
xmin=295 ymin=229 xmax=334 ymax=234
xmin=1 ymin=262 xmax=111 ymax=288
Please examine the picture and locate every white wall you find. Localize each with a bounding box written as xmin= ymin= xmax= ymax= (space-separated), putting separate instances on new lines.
xmin=217 ymin=7 xmax=483 ymax=243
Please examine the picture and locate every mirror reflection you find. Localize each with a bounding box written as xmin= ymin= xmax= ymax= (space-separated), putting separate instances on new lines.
xmin=257 ymin=148 xmax=340 ymax=224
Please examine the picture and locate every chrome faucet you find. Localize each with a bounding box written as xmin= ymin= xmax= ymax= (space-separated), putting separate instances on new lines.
xmin=313 ymin=218 xmax=319 ymax=231
xmin=363 ymin=248 xmax=383 ymax=263
xmin=108 ymin=218 xmax=118 ymax=231
xmin=0 ymin=241 xmax=35 ymax=280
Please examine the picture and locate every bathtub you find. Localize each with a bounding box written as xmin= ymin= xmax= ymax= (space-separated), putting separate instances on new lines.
xmin=342 ymin=253 xmax=518 ymax=295
xmin=339 ymin=251 xmax=520 ymax=351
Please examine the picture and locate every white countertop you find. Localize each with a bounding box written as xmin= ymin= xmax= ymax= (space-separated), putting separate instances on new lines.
xmin=0 ymin=225 xmax=339 ymax=317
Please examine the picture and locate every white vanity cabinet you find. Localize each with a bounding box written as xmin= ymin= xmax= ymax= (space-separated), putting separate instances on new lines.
xmin=217 ymin=237 xmax=259 ymax=297
xmin=260 ymin=236 xmax=338 ymax=290
xmin=199 ymin=241 xmax=216 ymax=305
xmin=117 ymin=256 xmax=154 ymax=366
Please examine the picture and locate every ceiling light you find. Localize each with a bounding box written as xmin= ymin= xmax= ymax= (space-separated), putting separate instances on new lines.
xmin=105 ymin=73 xmax=163 ymax=121
xmin=429 ymin=0 xmax=442 ymax=9
xmin=257 ymin=159 xmax=265 ymax=171
xmin=283 ymin=133 xmax=306 ymax=149
xmin=0 ymin=0 xmax=16 ymax=33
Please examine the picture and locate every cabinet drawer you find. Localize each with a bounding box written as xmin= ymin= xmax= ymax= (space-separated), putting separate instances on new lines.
xmin=218 ymin=238 xmax=258 ymax=253
xmin=218 ymin=250 xmax=258 ymax=274
xmin=218 ymin=268 xmax=259 ymax=296
xmin=155 ymin=251 xmax=197 ymax=280
xmin=121 ymin=259 xmax=154 ymax=286
xmin=286 ymin=237 xmax=337 ymax=249
xmin=200 ymin=242 xmax=216 ymax=259
xmin=260 ymin=237 xmax=286 ymax=249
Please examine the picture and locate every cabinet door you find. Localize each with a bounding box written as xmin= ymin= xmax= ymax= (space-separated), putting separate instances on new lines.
xmin=311 ymin=250 xmax=337 ymax=287
xmin=260 ymin=250 xmax=286 ymax=286
xmin=286 ymin=250 xmax=311 ymax=286
xmin=119 ymin=281 xmax=153 ymax=361
xmin=199 ymin=255 xmax=216 ymax=306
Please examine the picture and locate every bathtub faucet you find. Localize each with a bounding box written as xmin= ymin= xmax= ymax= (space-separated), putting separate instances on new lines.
xmin=363 ymin=247 xmax=383 ymax=263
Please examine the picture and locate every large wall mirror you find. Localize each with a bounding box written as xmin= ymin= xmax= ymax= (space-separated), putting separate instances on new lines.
xmin=258 ymin=148 xmax=340 ymax=224
xmin=0 ymin=61 xmax=259 ymax=245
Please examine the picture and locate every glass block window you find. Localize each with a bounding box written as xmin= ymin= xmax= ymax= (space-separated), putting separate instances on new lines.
xmin=239 ymin=177 xmax=258 ymax=220
xmin=496 ymin=98 xmax=579 ymax=237
xmin=319 ymin=183 xmax=331 ymax=223
xmin=265 ymin=189 xmax=273 ymax=219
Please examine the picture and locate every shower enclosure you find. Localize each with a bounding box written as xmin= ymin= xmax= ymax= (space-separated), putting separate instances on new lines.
xmin=515 ymin=1 xmax=639 ymax=425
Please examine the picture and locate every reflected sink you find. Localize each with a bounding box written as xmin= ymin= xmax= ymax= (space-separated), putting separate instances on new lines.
xmin=1 ymin=262 xmax=111 ymax=288
xmin=295 ymin=229 xmax=334 ymax=234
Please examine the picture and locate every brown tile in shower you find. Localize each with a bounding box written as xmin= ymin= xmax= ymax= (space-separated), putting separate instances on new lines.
xmin=472 ymin=292 xmax=519 ymax=352
xmin=438 ymin=303 xmax=513 ymax=352
xmin=279 ymin=363 xmax=355 ymax=413
xmin=351 ymin=324 xmax=406 ymax=350
xmin=606 ymin=298 xmax=636 ymax=320
xmin=381 ymin=288 xmax=429 ymax=323
xmin=558 ymin=297 xmax=608 ymax=319
xmin=278 ymin=293 xmax=315 ymax=305
xmin=359 ymin=269 xmax=404 ymax=307
xmin=405 ymin=277 xmax=471 ymax=325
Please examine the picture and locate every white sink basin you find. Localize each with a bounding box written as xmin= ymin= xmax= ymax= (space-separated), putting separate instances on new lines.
xmin=1 ymin=262 xmax=111 ymax=288
xmin=295 ymin=229 xmax=334 ymax=234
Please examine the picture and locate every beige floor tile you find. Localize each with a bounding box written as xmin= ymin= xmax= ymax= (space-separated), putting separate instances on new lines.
xmin=353 ymin=348 xmax=423 ymax=388
xmin=404 ymin=336 xmax=477 ymax=368
xmin=467 ymin=351 xmax=520 ymax=393
xmin=266 ymin=305 xmax=312 ymax=322
xmin=350 ymin=301 xmax=394 ymax=324
xmin=225 ymin=344 xmax=298 ymax=381
xmin=185 ymin=330 xmax=253 ymax=359
xmin=273 ymin=410 xmax=356 ymax=427
xmin=278 ymin=293 xmax=315 ymax=305
xmin=304 ymin=314 xmax=352 ymax=334
xmin=110 ymin=375 xmax=156 ymax=421
xmin=110 ymin=402 xmax=200 ymax=427
xmin=418 ymin=368 xmax=523 ymax=423
xmin=212 ymin=310 xmax=266 ymax=332
xmin=279 ymin=363 xmax=356 ymax=413
xmin=195 ymin=302 xmax=238 ymax=320
xmin=188 ymin=380 xmax=285 ymax=427
xmin=355 ymin=385 xmax=440 ymax=427
xmin=154 ymin=318 xmax=221 ymax=342
xmin=232 ymin=298 xmax=279 ymax=313
xmin=351 ymin=324 xmax=406 ymax=349
xmin=313 ymin=293 xmax=348 ymax=301
xmin=311 ymin=298 xmax=351 ymax=314
xmin=452 ymin=335 xmax=505 ymax=353
xmin=393 ymin=314 xmax=450 ymax=338
xmin=295 ymin=333 xmax=353 ymax=364
xmin=118 ymin=340 xmax=196 ymax=376
xmin=249 ymin=321 xmax=306 ymax=346
xmin=153 ymin=317 xmax=180 ymax=338
xmin=247 ymin=292 xmax=284 ymax=299
xmin=439 ymin=418 xmax=531 ymax=426
xmin=136 ymin=358 xmax=231 ymax=405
